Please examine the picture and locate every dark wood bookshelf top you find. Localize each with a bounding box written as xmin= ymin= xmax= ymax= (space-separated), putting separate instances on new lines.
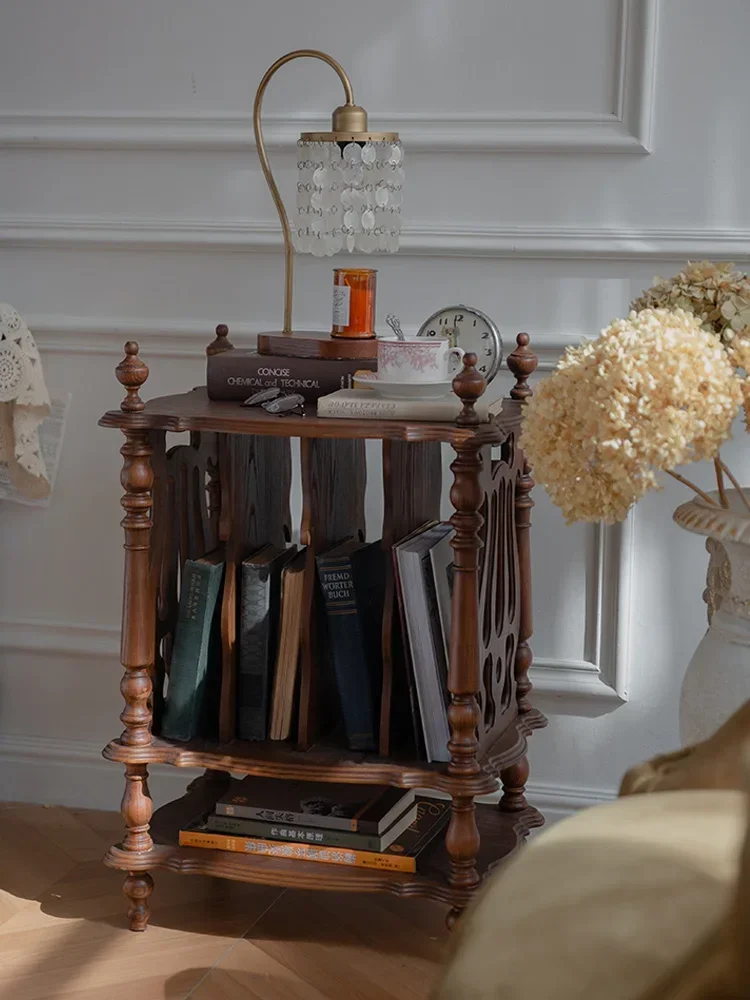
xmin=99 ymin=387 xmax=520 ymax=445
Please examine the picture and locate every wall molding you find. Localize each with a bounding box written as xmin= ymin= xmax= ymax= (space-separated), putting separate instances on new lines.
xmin=29 ymin=314 xmax=567 ymax=370
xmin=0 ymin=733 xmax=617 ymax=817
xmin=5 ymin=217 xmax=750 ymax=261
xmin=531 ymin=516 xmax=634 ymax=702
xmin=0 ymin=2 xmax=658 ymax=155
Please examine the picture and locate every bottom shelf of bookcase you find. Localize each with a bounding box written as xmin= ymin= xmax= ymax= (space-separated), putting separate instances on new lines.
xmin=103 ymin=777 xmax=544 ymax=908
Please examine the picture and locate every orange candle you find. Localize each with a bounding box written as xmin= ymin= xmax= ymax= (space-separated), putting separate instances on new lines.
xmin=332 ymin=268 xmax=377 ymax=339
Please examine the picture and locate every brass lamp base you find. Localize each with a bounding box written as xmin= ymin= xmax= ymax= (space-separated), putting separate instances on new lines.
xmin=257 ymin=330 xmax=378 ymax=361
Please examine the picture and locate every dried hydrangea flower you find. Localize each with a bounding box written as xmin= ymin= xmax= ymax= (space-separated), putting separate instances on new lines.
xmin=632 ymin=261 xmax=750 ymax=346
xmin=520 ymin=308 xmax=742 ymax=524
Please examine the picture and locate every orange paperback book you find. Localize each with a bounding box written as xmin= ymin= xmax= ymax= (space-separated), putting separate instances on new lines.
xmin=179 ymin=824 xmax=416 ymax=872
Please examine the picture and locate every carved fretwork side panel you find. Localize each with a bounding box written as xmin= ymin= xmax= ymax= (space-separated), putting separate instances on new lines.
xmin=476 ymin=430 xmax=524 ymax=759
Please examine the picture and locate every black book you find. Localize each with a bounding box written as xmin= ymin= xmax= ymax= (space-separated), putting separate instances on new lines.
xmin=316 ymin=540 xmax=385 ymax=752
xmin=215 ymin=776 xmax=415 ymax=834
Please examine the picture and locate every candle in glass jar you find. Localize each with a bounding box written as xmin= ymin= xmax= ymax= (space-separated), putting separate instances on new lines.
xmin=332 ymin=268 xmax=377 ymax=339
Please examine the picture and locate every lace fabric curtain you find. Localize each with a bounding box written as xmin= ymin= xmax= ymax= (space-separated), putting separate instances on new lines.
xmin=0 ymin=304 xmax=51 ymax=500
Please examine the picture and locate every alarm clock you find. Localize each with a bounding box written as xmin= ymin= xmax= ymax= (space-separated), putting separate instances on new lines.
xmin=416 ymin=304 xmax=503 ymax=382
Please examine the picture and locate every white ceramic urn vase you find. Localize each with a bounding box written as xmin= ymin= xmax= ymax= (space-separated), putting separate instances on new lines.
xmin=674 ymin=489 xmax=750 ymax=744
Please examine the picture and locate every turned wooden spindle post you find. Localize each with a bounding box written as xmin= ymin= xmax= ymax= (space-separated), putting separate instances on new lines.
xmin=206 ymin=323 xmax=234 ymax=356
xmin=445 ymin=354 xmax=486 ymax=928
xmin=500 ymin=334 xmax=539 ymax=814
xmin=116 ymin=341 xmax=156 ymax=930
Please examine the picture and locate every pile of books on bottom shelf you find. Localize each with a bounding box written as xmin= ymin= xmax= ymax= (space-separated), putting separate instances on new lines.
xmin=180 ymin=777 xmax=450 ymax=873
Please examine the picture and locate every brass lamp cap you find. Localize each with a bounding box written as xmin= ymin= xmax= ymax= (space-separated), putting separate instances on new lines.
xmin=300 ymin=102 xmax=399 ymax=144
xmin=332 ymin=103 xmax=368 ymax=133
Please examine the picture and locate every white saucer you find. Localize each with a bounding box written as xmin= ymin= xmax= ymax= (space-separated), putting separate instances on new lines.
xmin=353 ymin=372 xmax=454 ymax=400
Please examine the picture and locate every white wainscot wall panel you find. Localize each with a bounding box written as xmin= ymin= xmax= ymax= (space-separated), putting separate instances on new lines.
xmin=0 ymin=0 xmax=655 ymax=151
xmin=3 ymin=0 xmax=750 ymax=814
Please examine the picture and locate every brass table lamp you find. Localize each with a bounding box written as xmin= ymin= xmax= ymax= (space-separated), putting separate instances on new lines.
xmin=254 ymin=50 xmax=403 ymax=350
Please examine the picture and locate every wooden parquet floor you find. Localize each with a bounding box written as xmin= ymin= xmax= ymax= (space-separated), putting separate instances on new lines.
xmin=0 ymin=803 xmax=450 ymax=1000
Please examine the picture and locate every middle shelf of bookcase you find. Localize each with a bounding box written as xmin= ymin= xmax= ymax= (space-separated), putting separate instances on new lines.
xmin=102 ymin=731 xmax=525 ymax=796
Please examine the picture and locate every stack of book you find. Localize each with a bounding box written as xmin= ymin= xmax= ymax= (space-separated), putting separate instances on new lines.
xmin=205 ymin=349 xmax=503 ymax=422
xmin=160 ymin=535 xmax=387 ymax=752
xmin=179 ymin=777 xmax=450 ymax=873
xmin=160 ymin=544 xmax=307 ymax=744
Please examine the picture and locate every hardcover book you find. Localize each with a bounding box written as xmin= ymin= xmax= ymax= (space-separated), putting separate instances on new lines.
xmin=181 ymin=796 xmax=449 ymax=873
xmin=238 ymin=544 xmax=298 ymax=741
xmin=394 ymin=523 xmax=455 ymax=763
xmin=162 ymin=550 xmax=225 ymax=742
xmin=215 ymin=777 xmax=414 ymax=834
xmin=207 ymin=799 xmax=418 ymax=853
xmin=316 ymin=388 xmax=504 ymax=422
xmin=316 ymin=540 xmax=385 ymax=752
xmin=269 ymin=549 xmax=307 ymax=741
xmin=206 ymin=351 xmax=377 ymax=402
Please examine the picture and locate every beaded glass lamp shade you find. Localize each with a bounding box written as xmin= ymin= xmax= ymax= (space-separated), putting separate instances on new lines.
xmin=253 ymin=49 xmax=402 ymax=334
xmin=294 ymin=138 xmax=404 ymax=257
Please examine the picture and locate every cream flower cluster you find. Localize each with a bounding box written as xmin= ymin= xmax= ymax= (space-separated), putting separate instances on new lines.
xmin=521 ymin=308 xmax=742 ymax=524
xmin=632 ymin=260 xmax=750 ymax=345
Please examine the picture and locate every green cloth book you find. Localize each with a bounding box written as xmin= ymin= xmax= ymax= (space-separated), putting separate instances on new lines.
xmin=162 ymin=550 xmax=225 ymax=742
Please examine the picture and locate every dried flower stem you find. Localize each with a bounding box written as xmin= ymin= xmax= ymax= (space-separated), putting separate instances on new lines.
xmin=666 ymin=469 xmax=720 ymax=506
xmin=714 ymin=456 xmax=730 ymax=508
xmin=718 ymin=460 xmax=750 ymax=514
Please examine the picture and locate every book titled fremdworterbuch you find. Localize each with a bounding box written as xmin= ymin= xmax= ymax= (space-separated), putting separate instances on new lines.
xmin=316 ymin=539 xmax=385 ymax=752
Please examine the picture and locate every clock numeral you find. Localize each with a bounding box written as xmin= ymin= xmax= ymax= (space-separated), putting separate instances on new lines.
xmin=426 ymin=329 xmax=437 ymax=337
xmin=479 ymin=365 xmax=488 ymax=373
xmin=484 ymin=348 xmax=492 ymax=356
xmin=453 ymin=313 xmax=464 ymax=324
xmin=481 ymin=331 xmax=489 ymax=338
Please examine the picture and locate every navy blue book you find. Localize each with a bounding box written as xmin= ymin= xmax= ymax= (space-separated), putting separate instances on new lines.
xmin=316 ymin=540 xmax=385 ymax=752
xmin=162 ymin=550 xmax=225 ymax=742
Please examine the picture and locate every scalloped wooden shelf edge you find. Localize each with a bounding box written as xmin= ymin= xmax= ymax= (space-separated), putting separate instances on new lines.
xmin=103 ymin=786 xmax=543 ymax=907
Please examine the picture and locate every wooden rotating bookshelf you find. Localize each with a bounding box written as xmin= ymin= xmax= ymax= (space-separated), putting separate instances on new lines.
xmin=98 ymin=334 xmax=547 ymax=932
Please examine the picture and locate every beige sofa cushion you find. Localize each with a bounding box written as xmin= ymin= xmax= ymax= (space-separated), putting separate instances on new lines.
xmin=433 ymin=790 xmax=746 ymax=1000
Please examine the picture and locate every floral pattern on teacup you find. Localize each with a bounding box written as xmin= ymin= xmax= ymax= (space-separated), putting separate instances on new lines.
xmin=379 ymin=340 xmax=442 ymax=374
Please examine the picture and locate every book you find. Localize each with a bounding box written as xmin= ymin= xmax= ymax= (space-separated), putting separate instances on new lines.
xmin=206 ymin=351 xmax=377 ymax=402
xmin=215 ymin=776 xmax=414 ymax=834
xmin=180 ymin=795 xmax=449 ymax=873
xmin=316 ymin=388 xmax=504 ymax=422
xmin=316 ymin=540 xmax=385 ymax=751
xmin=269 ymin=549 xmax=307 ymax=741
xmin=162 ymin=550 xmax=225 ymax=742
xmin=428 ymin=527 xmax=455 ymax=673
xmin=238 ymin=544 xmax=298 ymax=741
xmin=207 ymin=799 xmax=418 ymax=852
xmin=394 ymin=524 xmax=455 ymax=763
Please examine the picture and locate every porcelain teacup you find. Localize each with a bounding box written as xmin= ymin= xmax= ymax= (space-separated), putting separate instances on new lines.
xmin=377 ymin=337 xmax=464 ymax=383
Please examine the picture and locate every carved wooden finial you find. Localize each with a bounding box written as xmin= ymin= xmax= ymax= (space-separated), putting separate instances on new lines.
xmin=507 ymin=332 xmax=538 ymax=401
xmin=206 ymin=323 xmax=234 ymax=356
xmin=116 ymin=341 xmax=149 ymax=413
xmin=453 ymin=352 xmax=486 ymax=426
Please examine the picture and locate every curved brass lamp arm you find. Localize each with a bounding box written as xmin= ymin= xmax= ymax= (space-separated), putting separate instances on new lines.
xmin=253 ymin=50 xmax=356 ymax=334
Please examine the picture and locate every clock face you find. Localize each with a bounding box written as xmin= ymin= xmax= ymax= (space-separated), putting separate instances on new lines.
xmin=416 ymin=305 xmax=503 ymax=382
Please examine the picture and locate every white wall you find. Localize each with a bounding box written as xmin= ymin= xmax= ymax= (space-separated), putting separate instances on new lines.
xmin=0 ymin=0 xmax=746 ymax=819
